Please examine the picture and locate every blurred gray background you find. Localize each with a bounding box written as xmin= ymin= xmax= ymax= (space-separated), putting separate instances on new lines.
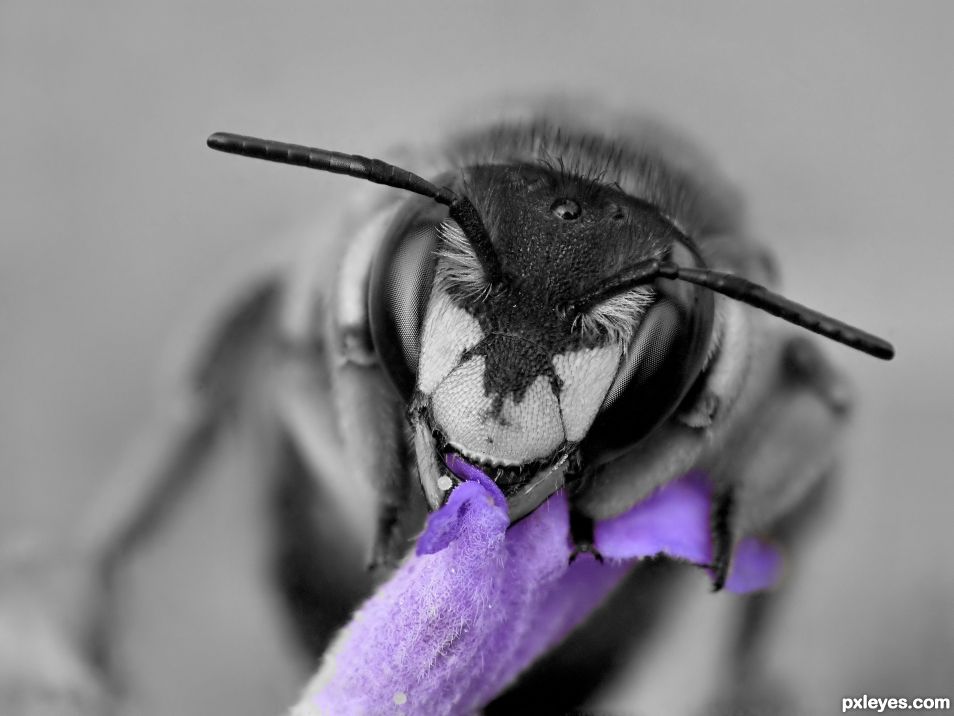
xmin=1 ymin=2 xmax=952 ymax=714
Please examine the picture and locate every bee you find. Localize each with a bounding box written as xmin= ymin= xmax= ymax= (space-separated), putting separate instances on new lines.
xmin=0 ymin=108 xmax=893 ymax=714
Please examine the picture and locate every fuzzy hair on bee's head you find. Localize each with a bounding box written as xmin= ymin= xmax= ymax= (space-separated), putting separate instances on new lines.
xmin=445 ymin=118 xmax=746 ymax=241
xmin=447 ymin=162 xmax=682 ymax=317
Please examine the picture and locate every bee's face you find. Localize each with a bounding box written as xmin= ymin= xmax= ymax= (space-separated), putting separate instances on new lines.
xmin=399 ymin=165 xmax=706 ymax=518
xmin=413 ymin=279 xmax=626 ymax=518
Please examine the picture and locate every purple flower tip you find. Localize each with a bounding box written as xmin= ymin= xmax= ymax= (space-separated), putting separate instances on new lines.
xmin=416 ymin=471 xmax=508 ymax=556
xmin=443 ymin=451 xmax=508 ymax=512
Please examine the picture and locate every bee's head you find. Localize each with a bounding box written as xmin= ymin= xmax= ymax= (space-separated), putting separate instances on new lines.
xmin=369 ymin=163 xmax=715 ymax=518
xmin=207 ymin=132 xmax=894 ymax=521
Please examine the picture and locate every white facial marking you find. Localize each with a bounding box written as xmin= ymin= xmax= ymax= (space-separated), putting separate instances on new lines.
xmin=431 ymin=356 xmax=565 ymax=464
xmin=553 ymin=345 xmax=623 ymax=441
xmin=416 ymin=289 xmax=484 ymax=396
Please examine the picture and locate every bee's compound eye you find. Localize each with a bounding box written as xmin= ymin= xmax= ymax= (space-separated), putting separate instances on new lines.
xmin=581 ymin=241 xmax=716 ymax=463
xmin=369 ymin=218 xmax=441 ymax=400
xmin=550 ymin=198 xmax=581 ymax=221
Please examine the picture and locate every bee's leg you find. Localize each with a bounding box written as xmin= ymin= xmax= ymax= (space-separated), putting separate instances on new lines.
xmin=271 ymin=346 xmax=426 ymax=573
xmin=701 ymin=334 xmax=852 ymax=713
xmin=565 ymin=471 xmax=604 ymax=562
xmin=267 ymin=328 xmax=424 ymax=662
xmin=711 ymin=334 xmax=853 ymax=537
xmin=330 ymin=360 xmax=423 ymax=571
xmin=568 ymin=508 xmax=603 ymax=563
xmin=731 ymin=470 xmax=833 ymax=677
xmin=78 ymin=278 xmax=282 ymax=570
xmin=0 ymin=274 xmax=282 ymax=714
xmin=265 ymin=427 xmax=378 ymax=660
xmin=703 ymin=471 xmax=835 ymax=716
xmin=708 ymin=488 xmax=736 ymax=591
xmin=299 ymin=198 xmax=426 ymax=572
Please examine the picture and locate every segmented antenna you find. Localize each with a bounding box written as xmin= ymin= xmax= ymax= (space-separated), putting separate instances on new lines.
xmin=206 ymin=132 xmax=504 ymax=285
xmin=207 ymin=132 xmax=892 ymax=360
xmin=659 ymin=263 xmax=894 ymax=359
xmin=574 ymin=258 xmax=895 ymax=360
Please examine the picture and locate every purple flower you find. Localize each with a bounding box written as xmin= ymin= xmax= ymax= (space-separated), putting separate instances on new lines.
xmin=292 ymin=471 xmax=782 ymax=715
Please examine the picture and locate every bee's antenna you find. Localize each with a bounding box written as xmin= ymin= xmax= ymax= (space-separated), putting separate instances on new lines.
xmin=207 ymin=132 xmax=455 ymax=204
xmin=574 ymin=258 xmax=895 ymax=360
xmin=206 ymin=132 xmax=504 ymax=285
xmin=660 ymin=263 xmax=894 ymax=360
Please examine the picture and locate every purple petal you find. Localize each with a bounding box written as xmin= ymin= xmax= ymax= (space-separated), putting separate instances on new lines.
xmin=299 ymin=477 xmax=512 ymax=714
xmin=722 ymin=535 xmax=784 ymax=594
xmin=292 ymin=471 xmax=785 ymax=715
xmin=416 ymin=480 xmax=483 ymax=556
xmin=451 ymin=490 xmax=587 ymax=708
xmin=444 ymin=451 xmax=508 ymax=512
xmin=594 ymin=472 xmax=713 ymax=564
xmin=517 ymin=555 xmax=630 ymax=661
